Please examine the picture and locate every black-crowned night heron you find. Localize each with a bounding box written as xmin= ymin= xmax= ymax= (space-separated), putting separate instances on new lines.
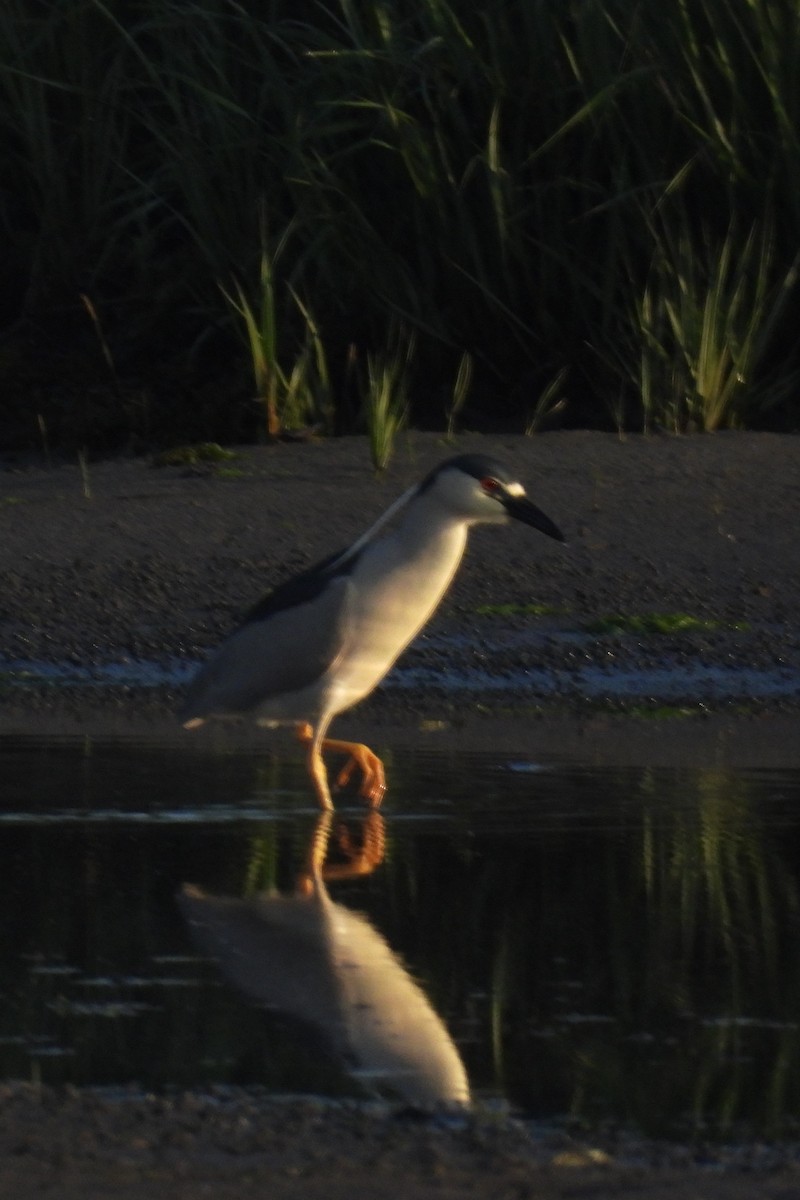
xmin=181 ymin=454 xmax=564 ymax=809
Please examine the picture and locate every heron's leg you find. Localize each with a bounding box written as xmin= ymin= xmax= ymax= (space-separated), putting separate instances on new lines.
xmin=297 ymin=723 xmax=334 ymax=811
xmin=295 ymin=723 xmax=386 ymax=808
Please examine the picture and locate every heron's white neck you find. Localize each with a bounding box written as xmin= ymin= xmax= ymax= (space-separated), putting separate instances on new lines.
xmin=378 ymin=491 xmax=471 ymax=617
xmin=333 ymin=483 xmax=418 ymax=569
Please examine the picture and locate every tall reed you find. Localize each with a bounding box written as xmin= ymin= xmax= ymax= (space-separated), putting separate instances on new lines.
xmin=1 ymin=0 xmax=799 ymax=444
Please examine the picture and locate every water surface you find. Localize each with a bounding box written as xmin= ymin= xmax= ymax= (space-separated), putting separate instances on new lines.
xmin=2 ymin=735 xmax=800 ymax=1137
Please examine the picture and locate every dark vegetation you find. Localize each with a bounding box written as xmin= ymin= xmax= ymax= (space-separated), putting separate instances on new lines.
xmin=2 ymin=0 xmax=800 ymax=450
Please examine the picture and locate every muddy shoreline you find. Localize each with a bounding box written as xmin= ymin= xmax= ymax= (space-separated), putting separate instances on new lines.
xmin=2 ymin=431 xmax=800 ymax=1197
xmin=4 ymin=1082 xmax=800 ymax=1200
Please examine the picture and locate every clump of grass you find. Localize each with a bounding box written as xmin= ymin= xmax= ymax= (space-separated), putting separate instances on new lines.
xmin=219 ymin=220 xmax=333 ymax=441
xmin=630 ymin=216 xmax=800 ymax=432
xmin=445 ymin=351 xmax=473 ymax=441
xmin=524 ymin=367 xmax=569 ymax=436
xmin=585 ymin=612 xmax=750 ymax=636
xmin=363 ymin=329 xmax=414 ymax=473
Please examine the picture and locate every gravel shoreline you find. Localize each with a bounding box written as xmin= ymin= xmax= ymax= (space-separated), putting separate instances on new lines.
xmin=3 ymin=1082 xmax=800 ymax=1200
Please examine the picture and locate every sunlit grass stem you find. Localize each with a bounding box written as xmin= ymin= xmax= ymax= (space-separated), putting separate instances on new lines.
xmin=364 ymin=331 xmax=414 ymax=473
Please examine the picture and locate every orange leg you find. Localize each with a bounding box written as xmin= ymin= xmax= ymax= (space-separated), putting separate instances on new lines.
xmin=296 ymin=723 xmax=386 ymax=809
xmin=300 ymin=728 xmax=335 ymax=812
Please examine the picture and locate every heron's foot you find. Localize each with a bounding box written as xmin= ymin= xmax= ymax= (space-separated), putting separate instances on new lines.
xmin=328 ymin=738 xmax=386 ymax=807
xmin=294 ymin=724 xmax=386 ymax=809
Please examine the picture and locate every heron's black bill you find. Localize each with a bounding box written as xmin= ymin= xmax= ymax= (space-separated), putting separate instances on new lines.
xmin=504 ymin=495 xmax=565 ymax=542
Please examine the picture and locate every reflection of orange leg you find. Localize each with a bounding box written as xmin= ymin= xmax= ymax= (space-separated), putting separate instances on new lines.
xmin=323 ymin=811 xmax=386 ymax=880
xmin=296 ymin=723 xmax=386 ymax=808
xmin=299 ymin=810 xmax=334 ymax=890
xmin=296 ymin=810 xmax=386 ymax=894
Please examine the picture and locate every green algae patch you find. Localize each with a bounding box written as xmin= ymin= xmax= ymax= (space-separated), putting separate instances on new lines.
xmin=475 ymin=602 xmax=564 ymax=618
xmin=585 ymin=612 xmax=750 ymax=636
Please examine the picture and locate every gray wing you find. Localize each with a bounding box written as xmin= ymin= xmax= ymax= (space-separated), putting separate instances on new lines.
xmin=181 ymin=576 xmax=352 ymax=720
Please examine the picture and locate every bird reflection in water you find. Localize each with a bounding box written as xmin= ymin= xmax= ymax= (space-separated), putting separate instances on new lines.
xmin=179 ymin=811 xmax=470 ymax=1108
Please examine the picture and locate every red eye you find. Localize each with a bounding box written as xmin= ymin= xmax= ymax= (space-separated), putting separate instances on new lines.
xmin=481 ymin=477 xmax=501 ymax=494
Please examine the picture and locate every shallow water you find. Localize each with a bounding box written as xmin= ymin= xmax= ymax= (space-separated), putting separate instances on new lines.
xmin=2 ymin=734 xmax=800 ymax=1137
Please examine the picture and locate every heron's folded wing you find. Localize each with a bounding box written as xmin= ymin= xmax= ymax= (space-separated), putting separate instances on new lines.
xmin=181 ymin=576 xmax=353 ymax=719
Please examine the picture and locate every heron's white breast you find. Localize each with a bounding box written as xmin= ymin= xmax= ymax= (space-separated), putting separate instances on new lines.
xmin=325 ymin=511 xmax=469 ymax=711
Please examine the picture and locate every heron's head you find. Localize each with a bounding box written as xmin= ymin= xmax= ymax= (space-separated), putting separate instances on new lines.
xmin=419 ymin=454 xmax=565 ymax=541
